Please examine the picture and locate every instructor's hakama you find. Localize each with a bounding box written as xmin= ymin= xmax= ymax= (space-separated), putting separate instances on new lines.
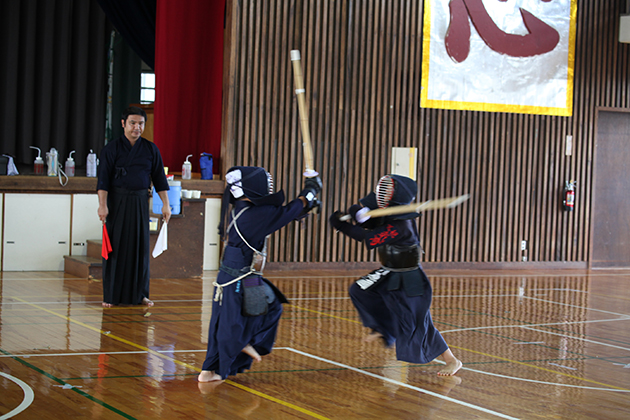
xmin=102 ymin=187 xmax=151 ymax=305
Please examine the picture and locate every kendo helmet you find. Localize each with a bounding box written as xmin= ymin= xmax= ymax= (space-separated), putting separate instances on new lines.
xmin=218 ymin=166 xmax=285 ymax=237
xmin=359 ymin=174 xmax=418 ymax=219
xmin=224 ymin=166 xmax=285 ymax=206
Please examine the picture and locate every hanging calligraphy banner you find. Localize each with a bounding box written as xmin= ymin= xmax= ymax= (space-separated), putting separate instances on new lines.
xmin=421 ymin=0 xmax=577 ymax=116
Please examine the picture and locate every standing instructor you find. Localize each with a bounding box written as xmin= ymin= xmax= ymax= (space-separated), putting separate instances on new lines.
xmin=97 ymin=106 xmax=171 ymax=308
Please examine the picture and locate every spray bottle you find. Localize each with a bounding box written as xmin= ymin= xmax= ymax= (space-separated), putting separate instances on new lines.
xmin=182 ymin=154 xmax=193 ymax=179
xmin=65 ymin=151 xmax=75 ymax=177
xmin=87 ymin=149 xmax=97 ymax=177
xmin=30 ymin=146 xmax=44 ymax=175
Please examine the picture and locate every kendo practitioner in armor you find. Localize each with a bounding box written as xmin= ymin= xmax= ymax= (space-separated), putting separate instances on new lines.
xmin=198 ymin=166 xmax=322 ymax=382
xmin=329 ymin=175 xmax=462 ymax=376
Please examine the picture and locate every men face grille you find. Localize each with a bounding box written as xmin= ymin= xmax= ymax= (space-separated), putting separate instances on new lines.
xmin=376 ymin=175 xmax=395 ymax=209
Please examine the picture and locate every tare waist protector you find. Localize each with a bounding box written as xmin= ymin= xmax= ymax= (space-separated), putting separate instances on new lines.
xmin=378 ymin=244 xmax=420 ymax=271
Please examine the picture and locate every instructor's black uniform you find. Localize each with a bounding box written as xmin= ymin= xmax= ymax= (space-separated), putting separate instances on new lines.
xmin=97 ymin=135 xmax=169 ymax=305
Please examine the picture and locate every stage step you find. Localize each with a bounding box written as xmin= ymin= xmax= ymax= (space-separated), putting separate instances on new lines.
xmin=63 ymin=255 xmax=102 ymax=279
xmin=87 ymin=239 xmax=102 ymax=259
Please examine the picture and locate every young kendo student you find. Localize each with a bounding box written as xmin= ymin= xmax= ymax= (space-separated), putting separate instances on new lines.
xmin=198 ymin=166 xmax=322 ymax=382
xmin=328 ymin=174 xmax=462 ymax=376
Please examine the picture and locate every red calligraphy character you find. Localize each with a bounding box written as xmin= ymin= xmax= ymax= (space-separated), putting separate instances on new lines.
xmin=445 ymin=0 xmax=560 ymax=63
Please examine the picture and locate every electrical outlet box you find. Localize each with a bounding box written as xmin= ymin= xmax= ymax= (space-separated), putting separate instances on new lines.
xmin=521 ymin=240 xmax=527 ymax=251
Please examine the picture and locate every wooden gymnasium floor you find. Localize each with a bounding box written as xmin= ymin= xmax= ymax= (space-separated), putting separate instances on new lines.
xmin=1 ymin=268 xmax=630 ymax=419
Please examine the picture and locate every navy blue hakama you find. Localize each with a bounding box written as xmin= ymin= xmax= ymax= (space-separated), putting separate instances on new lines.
xmin=201 ymin=199 xmax=304 ymax=379
xmin=201 ymin=246 xmax=284 ymax=378
xmin=349 ymin=267 xmax=448 ymax=364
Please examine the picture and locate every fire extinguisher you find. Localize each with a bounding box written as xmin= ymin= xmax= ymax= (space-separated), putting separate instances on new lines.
xmin=563 ymin=180 xmax=576 ymax=211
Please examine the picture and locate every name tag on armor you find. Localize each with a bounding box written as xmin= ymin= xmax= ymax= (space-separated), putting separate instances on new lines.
xmin=355 ymin=268 xmax=390 ymax=290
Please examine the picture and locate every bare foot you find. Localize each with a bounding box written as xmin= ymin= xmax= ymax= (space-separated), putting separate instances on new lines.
xmin=241 ymin=344 xmax=262 ymax=362
xmin=438 ymin=358 xmax=462 ymax=376
xmin=437 ymin=348 xmax=462 ymax=376
xmin=364 ymin=331 xmax=383 ymax=343
xmin=198 ymin=370 xmax=223 ymax=382
xmin=142 ymin=297 xmax=154 ymax=307
xmin=102 ymin=302 xmax=113 ymax=308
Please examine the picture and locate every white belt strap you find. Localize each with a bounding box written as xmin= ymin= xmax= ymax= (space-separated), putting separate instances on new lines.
xmin=213 ymin=207 xmax=254 ymax=305
xmin=213 ymin=270 xmax=253 ymax=304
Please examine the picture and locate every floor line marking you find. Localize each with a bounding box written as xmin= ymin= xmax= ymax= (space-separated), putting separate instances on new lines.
xmin=454 ymin=364 xmax=630 ymax=392
xmin=530 ymin=288 xmax=588 ymax=292
xmin=277 ymin=347 xmax=520 ymax=420
xmin=288 ymin=304 xmax=362 ymax=324
xmin=10 ymin=292 xmax=630 ymax=307
xmin=288 ymin=297 xmax=630 ymax=390
xmin=441 ymin=317 xmax=630 ymax=333
xmin=0 ymin=348 xmax=136 ymax=419
xmin=0 ymin=350 xmax=207 ymax=358
xmin=520 ymin=326 xmax=630 ymax=352
xmin=223 ymin=380 xmax=329 ymax=420
xmin=1 ymin=270 xmax=628 ymax=282
xmin=0 ymin=372 xmax=35 ymax=420
xmin=1 ymin=299 xmax=216 ymax=305
xmin=8 ymin=348 xmax=630 ymax=394
xmin=548 ymin=363 xmax=577 ymax=370
xmin=448 ymin=345 xmax=630 ymax=391
xmin=10 ymin=297 xmax=195 ymax=368
xmin=288 ymin=297 xmax=351 ymax=301
xmin=9 ymin=297 xmax=329 ymax=420
xmin=522 ymin=295 xmax=630 ymax=317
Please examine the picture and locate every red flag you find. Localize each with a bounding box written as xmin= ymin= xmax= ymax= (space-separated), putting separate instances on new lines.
xmin=102 ymin=223 xmax=113 ymax=259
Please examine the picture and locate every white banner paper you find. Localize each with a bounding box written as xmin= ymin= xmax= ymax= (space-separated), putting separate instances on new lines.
xmin=421 ymin=0 xmax=577 ymax=116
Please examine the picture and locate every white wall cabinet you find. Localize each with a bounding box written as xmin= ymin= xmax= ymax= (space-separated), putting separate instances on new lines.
xmin=1 ymin=192 xmax=219 ymax=272
xmin=71 ymin=194 xmax=101 ymax=256
xmin=0 ymin=194 xmax=3 ymax=263
xmin=3 ymin=193 xmax=71 ymax=271
xmin=203 ymin=198 xmax=221 ymax=270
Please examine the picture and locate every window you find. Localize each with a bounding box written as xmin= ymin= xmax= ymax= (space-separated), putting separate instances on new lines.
xmin=140 ymin=72 xmax=155 ymax=103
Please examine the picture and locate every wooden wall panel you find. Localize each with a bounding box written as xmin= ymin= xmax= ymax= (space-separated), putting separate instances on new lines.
xmin=221 ymin=0 xmax=630 ymax=266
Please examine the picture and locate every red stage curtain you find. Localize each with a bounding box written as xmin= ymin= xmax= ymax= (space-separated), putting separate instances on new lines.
xmin=154 ymin=0 xmax=225 ymax=174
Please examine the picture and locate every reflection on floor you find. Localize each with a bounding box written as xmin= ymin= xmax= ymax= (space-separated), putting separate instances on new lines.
xmin=1 ymin=269 xmax=629 ymax=419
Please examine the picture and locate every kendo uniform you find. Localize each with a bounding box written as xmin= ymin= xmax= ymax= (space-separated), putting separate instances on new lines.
xmin=201 ymin=166 xmax=321 ymax=379
xmin=97 ymin=135 xmax=169 ymax=306
xmin=329 ymin=175 xmax=449 ymax=364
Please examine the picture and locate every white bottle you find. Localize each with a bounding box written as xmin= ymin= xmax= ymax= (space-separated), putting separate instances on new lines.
xmin=30 ymin=146 xmax=44 ymax=175
xmin=46 ymin=148 xmax=58 ymax=177
xmin=87 ymin=149 xmax=97 ymax=177
xmin=182 ymin=154 xmax=193 ymax=180
xmin=65 ymin=151 xmax=75 ymax=177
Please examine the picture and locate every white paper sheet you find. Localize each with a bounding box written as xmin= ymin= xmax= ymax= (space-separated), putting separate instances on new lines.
xmin=152 ymin=222 xmax=168 ymax=258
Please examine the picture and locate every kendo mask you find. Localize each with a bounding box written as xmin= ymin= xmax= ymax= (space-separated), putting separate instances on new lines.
xmin=224 ymin=166 xmax=285 ymax=206
xmin=359 ymin=174 xmax=418 ymax=220
xmin=218 ymin=166 xmax=286 ymax=237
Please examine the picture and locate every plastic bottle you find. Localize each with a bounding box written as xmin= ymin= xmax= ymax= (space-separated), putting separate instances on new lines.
xmin=65 ymin=151 xmax=75 ymax=177
xmin=182 ymin=154 xmax=193 ymax=180
xmin=46 ymin=148 xmax=58 ymax=177
xmin=30 ymin=146 xmax=44 ymax=175
xmin=87 ymin=149 xmax=97 ymax=177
